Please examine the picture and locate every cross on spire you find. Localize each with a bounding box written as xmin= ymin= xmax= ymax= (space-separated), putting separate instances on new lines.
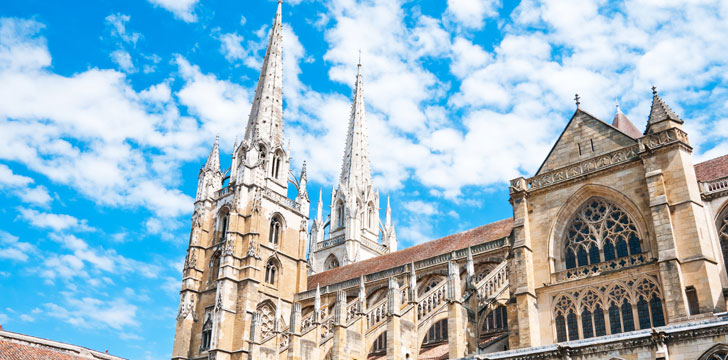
xmin=574 ymin=93 xmax=581 ymax=108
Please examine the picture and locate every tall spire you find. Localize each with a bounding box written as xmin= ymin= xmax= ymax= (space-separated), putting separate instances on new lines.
xmin=338 ymin=62 xmax=372 ymax=190
xmin=243 ymin=1 xmax=284 ymax=146
xmin=204 ymin=136 xmax=220 ymax=172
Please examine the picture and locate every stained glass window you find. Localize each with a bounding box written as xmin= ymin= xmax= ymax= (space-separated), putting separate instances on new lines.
xmin=564 ymin=198 xmax=643 ymax=269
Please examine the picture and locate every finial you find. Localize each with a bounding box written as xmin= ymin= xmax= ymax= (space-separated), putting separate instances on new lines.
xmin=574 ymin=94 xmax=581 ymax=108
xmin=652 ymin=85 xmax=657 ymax=96
xmin=278 ymin=0 xmax=282 ymax=4
xmin=358 ymin=49 xmax=362 ymax=66
xmin=615 ymin=100 xmax=622 ymax=113
xmin=215 ymin=135 xmax=219 ymax=143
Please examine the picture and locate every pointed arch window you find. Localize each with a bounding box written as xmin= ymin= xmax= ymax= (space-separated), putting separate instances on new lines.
xmin=325 ymin=254 xmax=339 ymax=270
xmin=271 ymin=152 xmax=282 ymax=179
xmin=218 ymin=212 xmax=229 ymax=244
xmin=336 ymin=202 xmax=344 ymax=228
xmin=208 ymin=251 xmax=221 ymax=285
xmin=200 ymin=309 xmax=213 ymax=351
xmin=564 ymin=198 xmax=643 ymax=270
xmin=265 ymin=258 xmax=278 ymax=285
xmin=269 ymin=216 xmax=282 ymax=246
xmin=553 ymin=295 xmax=577 ymax=342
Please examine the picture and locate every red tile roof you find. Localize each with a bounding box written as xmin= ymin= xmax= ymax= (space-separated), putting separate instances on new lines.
xmin=695 ymin=154 xmax=728 ymax=182
xmin=307 ymin=218 xmax=513 ymax=290
xmin=0 ymin=330 xmax=124 ymax=360
xmin=611 ymin=109 xmax=642 ymax=139
xmin=418 ymin=343 xmax=449 ymax=359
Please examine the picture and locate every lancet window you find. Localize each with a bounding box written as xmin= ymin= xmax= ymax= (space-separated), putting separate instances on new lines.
xmin=325 ymin=254 xmax=339 ymax=270
xmin=552 ymin=277 xmax=665 ymax=343
xmin=217 ymin=209 xmax=229 ymax=244
xmin=271 ymin=151 xmax=282 ymax=179
xmin=208 ymin=251 xmax=220 ymax=285
xmin=336 ymin=202 xmax=344 ymax=228
xmin=200 ymin=309 xmax=213 ymax=351
xmin=269 ymin=216 xmax=282 ymax=245
xmin=564 ymin=198 xmax=643 ymax=270
xmin=265 ymin=258 xmax=278 ymax=285
xmin=367 ymin=203 xmax=374 ymax=229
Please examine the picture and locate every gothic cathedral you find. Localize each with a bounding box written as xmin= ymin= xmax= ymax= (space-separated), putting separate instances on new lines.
xmin=173 ymin=2 xmax=728 ymax=360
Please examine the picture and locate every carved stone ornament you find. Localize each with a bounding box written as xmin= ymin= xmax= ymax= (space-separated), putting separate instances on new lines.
xmin=177 ymin=295 xmax=196 ymax=321
xmin=214 ymin=286 xmax=223 ymax=313
xmin=251 ymin=188 xmax=263 ymax=214
xmin=183 ymin=249 xmax=196 ymax=270
xmin=192 ymin=210 xmax=202 ymax=228
xmin=222 ymin=233 xmax=235 ymax=257
xmin=247 ymin=240 xmax=260 ymax=259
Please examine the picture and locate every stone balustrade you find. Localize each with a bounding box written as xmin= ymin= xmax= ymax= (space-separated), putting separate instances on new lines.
xmin=417 ymin=280 xmax=447 ymax=321
xmin=701 ymin=176 xmax=728 ymax=197
xmin=553 ymin=253 xmax=650 ymax=282
xmin=476 ymin=261 xmax=508 ymax=308
xmin=366 ymin=298 xmax=388 ymax=330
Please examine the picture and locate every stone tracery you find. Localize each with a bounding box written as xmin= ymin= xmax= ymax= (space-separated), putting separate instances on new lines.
xmin=564 ymin=198 xmax=643 ymax=269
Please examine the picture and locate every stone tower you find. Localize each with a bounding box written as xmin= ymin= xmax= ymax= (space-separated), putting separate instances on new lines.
xmin=308 ymin=62 xmax=397 ymax=274
xmin=172 ymin=2 xmax=310 ymax=359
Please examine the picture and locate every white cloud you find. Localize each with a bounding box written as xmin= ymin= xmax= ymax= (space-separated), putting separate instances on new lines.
xmin=110 ymin=49 xmax=135 ymax=73
xmin=0 ymin=164 xmax=51 ymax=205
xmin=0 ymin=230 xmax=35 ymax=262
xmin=105 ymin=14 xmax=140 ymax=45
xmin=147 ymin=0 xmax=199 ymax=22
xmin=17 ymin=208 xmax=94 ymax=232
xmin=446 ymin=0 xmax=501 ymax=29
xmin=44 ymin=296 xmax=138 ymax=329
xmin=402 ymin=200 xmax=440 ymax=216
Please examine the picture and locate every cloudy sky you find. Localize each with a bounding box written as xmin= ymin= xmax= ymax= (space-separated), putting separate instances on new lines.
xmin=1 ymin=0 xmax=727 ymax=358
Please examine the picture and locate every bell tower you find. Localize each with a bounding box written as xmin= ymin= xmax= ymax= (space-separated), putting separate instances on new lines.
xmin=172 ymin=2 xmax=310 ymax=360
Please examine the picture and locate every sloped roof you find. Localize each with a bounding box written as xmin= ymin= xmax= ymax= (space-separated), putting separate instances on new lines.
xmin=612 ymin=107 xmax=642 ymax=139
xmin=695 ymin=154 xmax=728 ymax=182
xmin=0 ymin=329 xmax=125 ymax=360
xmin=307 ymin=218 xmax=513 ymax=290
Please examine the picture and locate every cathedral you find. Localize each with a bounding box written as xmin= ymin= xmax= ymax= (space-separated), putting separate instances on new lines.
xmin=172 ymin=2 xmax=728 ymax=360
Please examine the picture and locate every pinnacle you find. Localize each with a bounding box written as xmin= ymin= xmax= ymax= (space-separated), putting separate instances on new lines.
xmin=204 ymin=137 xmax=220 ymax=172
xmin=648 ymin=86 xmax=683 ymax=126
xmin=338 ymin=61 xmax=372 ymax=189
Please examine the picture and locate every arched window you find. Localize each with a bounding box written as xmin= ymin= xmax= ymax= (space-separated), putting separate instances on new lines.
xmin=564 ymin=198 xmax=643 ymax=269
xmin=336 ymin=202 xmax=344 ymax=228
xmin=325 ymin=254 xmax=339 ymax=270
xmin=271 ymin=151 xmax=282 ymax=179
xmin=482 ymin=305 xmax=508 ymax=333
xmin=218 ymin=213 xmax=229 ymax=244
xmin=698 ymin=343 xmax=728 ymax=360
xmin=423 ymin=280 xmax=440 ymax=294
xmin=269 ymin=217 xmax=281 ymax=245
xmin=634 ymin=278 xmax=665 ymax=328
xmin=718 ymin=207 xmax=728 ymax=272
xmin=208 ymin=251 xmax=221 ymax=285
xmin=265 ymin=258 xmax=278 ymax=285
xmin=553 ymin=295 xmax=578 ymax=342
xmin=423 ymin=319 xmax=448 ymax=345
xmin=606 ymin=284 xmax=634 ymax=334
xmin=369 ymin=332 xmax=387 ymax=355
xmin=201 ymin=311 xmax=213 ymax=350
xmin=578 ymin=289 xmax=606 ymax=338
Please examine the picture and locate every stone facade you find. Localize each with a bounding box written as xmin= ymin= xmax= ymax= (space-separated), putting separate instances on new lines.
xmin=172 ymin=2 xmax=728 ymax=359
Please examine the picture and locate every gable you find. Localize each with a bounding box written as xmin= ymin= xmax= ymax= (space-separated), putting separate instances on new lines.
xmin=537 ymin=110 xmax=638 ymax=175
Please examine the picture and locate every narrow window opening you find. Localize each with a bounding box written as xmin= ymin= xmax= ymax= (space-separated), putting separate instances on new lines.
xmin=590 ymin=139 xmax=594 ymax=152
xmin=686 ymin=286 xmax=700 ymax=315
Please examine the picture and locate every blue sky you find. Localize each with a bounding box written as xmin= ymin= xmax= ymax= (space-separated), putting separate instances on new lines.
xmin=1 ymin=0 xmax=727 ymax=359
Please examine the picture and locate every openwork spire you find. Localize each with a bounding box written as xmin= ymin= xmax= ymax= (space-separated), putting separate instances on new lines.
xmin=338 ymin=62 xmax=373 ymax=190
xmin=243 ymin=1 xmax=284 ymax=146
xmin=204 ymin=136 xmax=220 ymax=172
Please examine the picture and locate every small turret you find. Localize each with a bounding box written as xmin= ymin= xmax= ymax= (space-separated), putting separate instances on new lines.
xmin=612 ymin=102 xmax=642 ymax=138
xmin=646 ymin=86 xmax=684 ymax=134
